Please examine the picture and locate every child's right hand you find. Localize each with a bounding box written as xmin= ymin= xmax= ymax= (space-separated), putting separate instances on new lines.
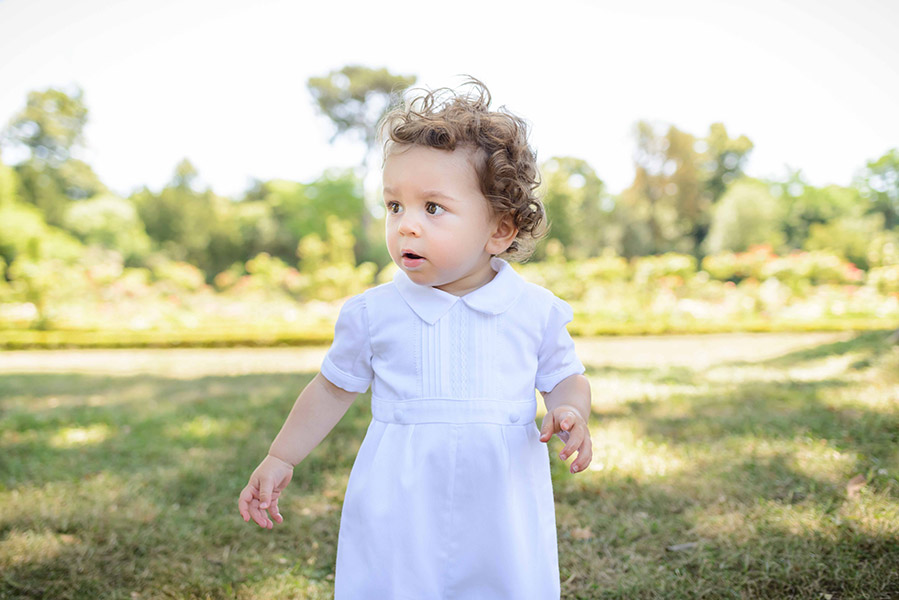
xmin=238 ymin=454 xmax=294 ymax=529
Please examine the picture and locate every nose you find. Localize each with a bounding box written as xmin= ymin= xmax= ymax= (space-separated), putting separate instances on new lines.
xmin=397 ymin=213 xmax=421 ymax=236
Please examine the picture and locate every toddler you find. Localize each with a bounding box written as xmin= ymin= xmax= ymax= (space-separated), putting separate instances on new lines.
xmin=238 ymin=78 xmax=593 ymax=599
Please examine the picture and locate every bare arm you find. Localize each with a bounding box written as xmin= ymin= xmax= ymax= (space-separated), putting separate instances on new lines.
xmin=538 ymin=373 xmax=593 ymax=474
xmin=268 ymin=372 xmax=358 ymax=466
xmin=540 ymin=373 xmax=591 ymax=425
xmin=238 ymin=372 xmax=358 ymax=528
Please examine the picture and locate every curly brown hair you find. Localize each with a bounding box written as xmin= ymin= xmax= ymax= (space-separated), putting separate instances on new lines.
xmin=377 ymin=77 xmax=546 ymax=261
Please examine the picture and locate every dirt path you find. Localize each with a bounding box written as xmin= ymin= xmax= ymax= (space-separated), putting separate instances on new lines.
xmin=0 ymin=331 xmax=857 ymax=377
xmin=573 ymin=331 xmax=857 ymax=369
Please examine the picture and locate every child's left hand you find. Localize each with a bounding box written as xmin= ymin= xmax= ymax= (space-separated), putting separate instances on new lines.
xmin=538 ymin=405 xmax=592 ymax=474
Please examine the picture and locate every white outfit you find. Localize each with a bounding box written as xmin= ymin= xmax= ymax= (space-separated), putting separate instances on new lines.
xmin=320 ymin=257 xmax=585 ymax=600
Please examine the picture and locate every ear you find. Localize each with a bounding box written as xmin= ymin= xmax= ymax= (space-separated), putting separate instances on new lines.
xmin=485 ymin=215 xmax=519 ymax=255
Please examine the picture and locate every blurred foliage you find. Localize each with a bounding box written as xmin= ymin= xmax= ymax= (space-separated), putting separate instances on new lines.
xmin=619 ymin=121 xmax=753 ymax=260
xmin=212 ymin=215 xmax=376 ymax=304
xmin=537 ymin=157 xmax=611 ymax=259
xmin=62 ymin=193 xmax=152 ymax=264
xmin=803 ymin=213 xmax=885 ymax=271
xmin=2 ymin=86 xmax=105 ymax=225
xmin=242 ymin=169 xmax=374 ymax=265
xmin=856 ymin=147 xmax=899 ymax=229
xmin=130 ymin=159 xmax=244 ymax=278
xmin=865 ymin=230 xmax=899 ymax=268
xmin=1 ymin=81 xmax=898 ymax=340
xmin=307 ymin=65 xmax=415 ymax=162
xmin=306 ymin=65 xmax=416 ymax=262
xmin=297 ymin=216 xmax=378 ymax=301
xmin=703 ymin=178 xmax=786 ymax=255
xmin=3 ymin=87 xmax=87 ymax=166
xmin=701 ymin=245 xmax=865 ymax=287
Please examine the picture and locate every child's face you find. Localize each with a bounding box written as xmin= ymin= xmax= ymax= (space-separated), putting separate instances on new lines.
xmin=383 ymin=144 xmax=515 ymax=296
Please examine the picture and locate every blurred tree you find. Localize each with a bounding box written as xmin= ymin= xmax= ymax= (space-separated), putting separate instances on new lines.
xmin=307 ymin=66 xmax=416 ymax=163
xmin=3 ymin=87 xmax=87 ymax=166
xmin=768 ymin=168 xmax=808 ymax=247
xmin=231 ymin=187 xmax=282 ymax=263
xmin=619 ymin=122 xmax=694 ymax=256
xmin=131 ymin=159 xmax=243 ymax=279
xmin=702 ymin=123 xmax=754 ymax=205
xmin=804 ymin=213 xmax=884 ymax=270
xmin=538 ymin=157 xmax=609 ymax=259
xmin=171 ymin=157 xmax=199 ymax=189
xmin=776 ymin=175 xmax=866 ymax=249
xmin=865 ymin=229 xmax=899 ymax=267
xmin=296 ymin=215 xmax=378 ymax=301
xmin=855 ymin=148 xmax=899 ymax=230
xmin=620 ymin=121 xmax=752 ymax=258
xmin=0 ymin=150 xmax=18 ymax=207
xmin=307 ymin=66 xmax=416 ymax=260
xmin=63 ymin=193 xmax=153 ymax=265
xmin=240 ymin=169 xmax=376 ymax=265
xmin=0 ymin=152 xmax=86 ymax=327
xmin=0 ymin=152 xmax=83 ymax=267
xmin=1 ymin=86 xmax=106 ymax=225
xmin=703 ymin=178 xmax=786 ymax=254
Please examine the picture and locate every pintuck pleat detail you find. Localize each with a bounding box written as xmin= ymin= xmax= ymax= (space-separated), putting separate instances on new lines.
xmin=421 ymin=303 xmax=500 ymax=400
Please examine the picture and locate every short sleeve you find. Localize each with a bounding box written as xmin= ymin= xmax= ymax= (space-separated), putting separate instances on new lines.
xmin=535 ymin=296 xmax=585 ymax=393
xmin=320 ymin=294 xmax=373 ymax=393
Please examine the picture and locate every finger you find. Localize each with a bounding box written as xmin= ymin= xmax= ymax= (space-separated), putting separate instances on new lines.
xmin=539 ymin=412 xmax=556 ymax=442
xmin=570 ymin=434 xmax=593 ymax=474
xmin=258 ymin=477 xmax=274 ymax=510
xmin=560 ymin=410 xmax=576 ymax=432
xmin=249 ymin=498 xmax=271 ymax=529
xmin=268 ymin=497 xmax=283 ymax=524
xmin=559 ymin=424 xmax=584 ymax=460
xmin=248 ymin=498 xmax=264 ymax=528
xmin=238 ymin=485 xmax=255 ymax=522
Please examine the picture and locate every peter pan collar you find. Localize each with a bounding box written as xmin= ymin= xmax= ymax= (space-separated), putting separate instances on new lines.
xmin=393 ymin=257 xmax=525 ymax=324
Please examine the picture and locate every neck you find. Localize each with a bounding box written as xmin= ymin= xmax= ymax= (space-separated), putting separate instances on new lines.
xmin=435 ymin=259 xmax=499 ymax=296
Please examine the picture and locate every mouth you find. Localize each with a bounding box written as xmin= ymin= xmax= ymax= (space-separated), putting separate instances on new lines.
xmin=401 ymin=250 xmax=426 ymax=268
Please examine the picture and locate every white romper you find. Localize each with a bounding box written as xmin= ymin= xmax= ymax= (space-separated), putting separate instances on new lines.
xmin=320 ymin=257 xmax=585 ymax=600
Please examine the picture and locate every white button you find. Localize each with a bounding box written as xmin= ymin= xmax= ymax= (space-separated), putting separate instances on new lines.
xmin=394 ymin=409 xmax=404 ymax=421
xmin=509 ymin=413 xmax=520 ymax=423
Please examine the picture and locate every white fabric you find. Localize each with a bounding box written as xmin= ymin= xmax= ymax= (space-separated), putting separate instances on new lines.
xmin=321 ymin=257 xmax=585 ymax=600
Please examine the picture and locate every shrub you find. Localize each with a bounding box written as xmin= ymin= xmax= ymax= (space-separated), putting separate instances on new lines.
xmin=866 ymin=230 xmax=899 ymax=268
xmin=572 ymin=250 xmax=630 ymax=282
xmin=148 ymin=257 xmax=208 ymax=292
xmin=702 ymin=245 xmax=775 ymax=282
xmin=867 ymin=265 xmax=899 ymax=294
xmin=760 ymin=251 xmax=864 ymax=286
xmin=633 ymin=252 xmax=696 ymax=285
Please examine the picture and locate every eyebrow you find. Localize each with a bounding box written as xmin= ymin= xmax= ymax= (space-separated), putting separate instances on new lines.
xmin=383 ymin=187 xmax=457 ymax=202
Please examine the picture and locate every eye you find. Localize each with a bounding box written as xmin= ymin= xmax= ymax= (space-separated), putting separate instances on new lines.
xmin=386 ymin=201 xmax=402 ymax=214
xmin=425 ymin=202 xmax=445 ymax=216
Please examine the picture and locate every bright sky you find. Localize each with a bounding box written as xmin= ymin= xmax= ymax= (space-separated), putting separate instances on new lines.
xmin=1 ymin=0 xmax=897 ymax=199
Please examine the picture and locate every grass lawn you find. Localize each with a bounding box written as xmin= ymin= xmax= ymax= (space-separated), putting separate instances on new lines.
xmin=1 ymin=331 xmax=897 ymax=599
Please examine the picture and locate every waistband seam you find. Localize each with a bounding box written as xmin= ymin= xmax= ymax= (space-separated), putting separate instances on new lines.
xmin=372 ymin=396 xmax=535 ymax=404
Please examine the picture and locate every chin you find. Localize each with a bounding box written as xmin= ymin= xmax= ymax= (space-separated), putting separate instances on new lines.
xmin=401 ymin=268 xmax=430 ymax=283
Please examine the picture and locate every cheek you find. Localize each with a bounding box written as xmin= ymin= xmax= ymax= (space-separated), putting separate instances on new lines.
xmin=385 ymin=224 xmax=404 ymax=256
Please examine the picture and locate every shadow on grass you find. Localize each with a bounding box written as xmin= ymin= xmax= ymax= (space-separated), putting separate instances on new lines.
xmin=2 ymin=330 xmax=897 ymax=599
xmin=0 ymin=370 xmax=370 ymax=598
xmin=720 ymin=329 xmax=896 ymax=369
xmin=553 ymin=460 xmax=899 ymax=599
xmin=1 ymin=372 xmax=372 ymax=475
xmin=548 ymin=331 xmax=899 ymax=598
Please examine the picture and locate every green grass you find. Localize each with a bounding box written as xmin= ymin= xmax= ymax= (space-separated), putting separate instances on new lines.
xmin=2 ymin=318 xmax=896 ymax=349
xmin=1 ymin=332 xmax=898 ymax=598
